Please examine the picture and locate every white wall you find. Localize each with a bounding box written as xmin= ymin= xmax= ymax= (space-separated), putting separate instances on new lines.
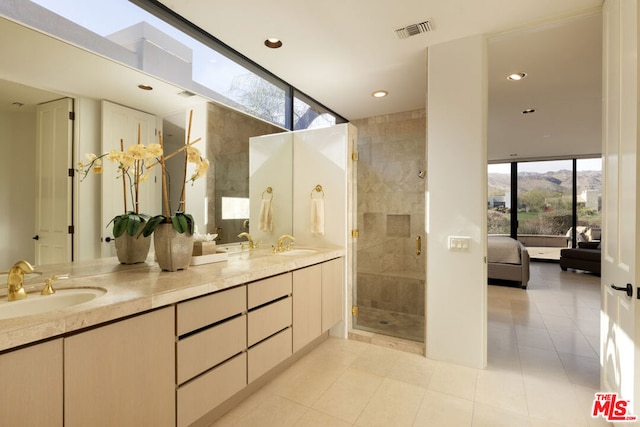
xmin=0 ymin=110 xmax=36 ymax=267
xmin=74 ymin=98 xmax=102 ymax=261
xmin=426 ymin=35 xmax=488 ymax=369
xmin=292 ymin=124 xmax=350 ymax=248
xmin=249 ymin=132 xmax=293 ymax=244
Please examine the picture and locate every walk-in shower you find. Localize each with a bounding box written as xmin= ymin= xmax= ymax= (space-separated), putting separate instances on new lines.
xmin=352 ymin=111 xmax=426 ymax=343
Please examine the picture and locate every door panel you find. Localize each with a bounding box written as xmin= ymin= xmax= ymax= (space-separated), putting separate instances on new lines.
xmin=601 ymin=0 xmax=639 ymax=418
xmin=35 ymin=98 xmax=73 ymax=265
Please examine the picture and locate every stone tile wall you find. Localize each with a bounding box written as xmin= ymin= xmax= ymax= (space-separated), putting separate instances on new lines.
xmin=352 ymin=109 xmax=426 ymax=316
xmin=206 ymin=103 xmax=283 ymax=242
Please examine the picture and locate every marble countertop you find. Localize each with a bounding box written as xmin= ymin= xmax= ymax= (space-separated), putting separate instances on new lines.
xmin=0 ymin=247 xmax=345 ymax=352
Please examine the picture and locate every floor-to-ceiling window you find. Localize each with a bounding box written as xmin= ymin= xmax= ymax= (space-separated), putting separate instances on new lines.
xmin=517 ymin=160 xmax=573 ymax=260
xmin=487 ymin=163 xmax=511 ymax=235
xmin=488 ymin=157 xmax=602 ymax=261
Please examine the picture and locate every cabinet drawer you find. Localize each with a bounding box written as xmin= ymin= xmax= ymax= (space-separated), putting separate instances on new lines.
xmin=247 ymin=296 xmax=292 ymax=346
xmin=177 ymin=286 xmax=246 ymax=336
xmin=247 ymin=328 xmax=292 ymax=383
xmin=177 ymin=353 xmax=246 ymax=427
xmin=177 ymin=315 xmax=246 ymax=385
xmin=247 ymin=273 xmax=292 ymax=309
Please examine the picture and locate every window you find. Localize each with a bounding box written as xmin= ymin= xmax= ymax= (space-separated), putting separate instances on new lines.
xmin=221 ymin=197 xmax=250 ymax=220
xmin=488 ymin=157 xmax=602 ymax=261
xmin=21 ymin=0 xmax=346 ymax=129
xmin=487 ymin=163 xmax=511 ymax=235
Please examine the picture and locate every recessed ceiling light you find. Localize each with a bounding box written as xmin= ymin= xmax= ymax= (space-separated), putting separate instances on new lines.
xmin=138 ymin=84 xmax=153 ymax=91
xmin=507 ymin=72 xmax=527 ymax=81
xmin=522 ymin=108 xmax=535 ymax=114
xmin=372 ymin=90 xmax=388 ymax=98
xmin=264 ymin=38 xmax=283 ymax=49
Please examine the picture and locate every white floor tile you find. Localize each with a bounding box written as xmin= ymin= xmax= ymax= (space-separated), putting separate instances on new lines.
xmin=209 ymin=263 xmax=603 ymax=427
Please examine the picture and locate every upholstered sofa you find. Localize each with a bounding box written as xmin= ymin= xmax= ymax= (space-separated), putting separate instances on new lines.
xmin=559 ymin=241 xmax=601 ymax=275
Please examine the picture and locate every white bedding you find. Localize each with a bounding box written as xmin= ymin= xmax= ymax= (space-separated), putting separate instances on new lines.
xmin=488 ymin=236 xmax=522 ymax=264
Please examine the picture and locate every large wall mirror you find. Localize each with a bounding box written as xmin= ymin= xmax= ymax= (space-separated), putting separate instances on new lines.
xmin=0 ymin=14 xmax=285 ymax=268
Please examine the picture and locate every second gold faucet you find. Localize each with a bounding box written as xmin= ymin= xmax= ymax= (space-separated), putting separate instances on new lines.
xmin=237 ymin=232 xmax=257 ymax=249
xmin=276 ymin=234 xmax=295 ymax=252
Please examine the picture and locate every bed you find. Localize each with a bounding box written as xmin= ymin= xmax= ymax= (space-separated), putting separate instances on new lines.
xmin=488 ymin=236 xmax=530 ymax=289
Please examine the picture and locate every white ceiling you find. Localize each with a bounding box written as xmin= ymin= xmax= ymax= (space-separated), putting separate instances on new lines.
xmin=156 ymin=0 xmax=603 ymax=162
xmin=0 ymin=0 xmax=604 ymax=162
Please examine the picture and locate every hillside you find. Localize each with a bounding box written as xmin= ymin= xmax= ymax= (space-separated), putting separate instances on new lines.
xmin=488 ymin=169 xmax=601 ymax=196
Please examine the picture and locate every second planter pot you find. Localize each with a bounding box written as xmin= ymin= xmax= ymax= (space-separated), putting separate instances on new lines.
xmin=153 ymin=223 xmax=194 ymax=271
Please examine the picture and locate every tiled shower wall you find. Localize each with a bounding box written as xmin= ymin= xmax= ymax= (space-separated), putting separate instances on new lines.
xmin=205 ymin=102 xmax=283 ymax=242
xmin=352 ymin=110 xmax=426 ymax=316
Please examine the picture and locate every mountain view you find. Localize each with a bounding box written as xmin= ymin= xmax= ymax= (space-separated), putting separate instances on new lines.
xmin=488 ymin=170 xmax=602 ymax=196
xmin=488 ymin=169 xmax=602 ymax=236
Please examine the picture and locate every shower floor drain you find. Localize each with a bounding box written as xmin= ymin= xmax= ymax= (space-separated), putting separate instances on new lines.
xmin=379 ymin=320 xmax=390 ymax=325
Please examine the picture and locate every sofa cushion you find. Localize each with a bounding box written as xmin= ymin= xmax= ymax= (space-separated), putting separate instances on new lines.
xmin=560 ymin=248 xmax=601 ymax=262
xmin=578 ymin=241 xmax=600 ymax=250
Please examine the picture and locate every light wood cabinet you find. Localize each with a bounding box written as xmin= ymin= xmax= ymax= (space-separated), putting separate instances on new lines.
xmin=322 ymin=257 xmax=344 ymax=331
xmin=0 ymin=257 xmax=344 ymax=427
xmin=0 ymin=338 xmax=63 ymax=426
xmin=293 ymin=264 xmax=322 ymax=352
xmin=64 ymin=307 xmax=175 ymax=427
xmin=246 ymin=273 xmax=293 ymax=383
xmin=175 ymin=285 xmax=248 ymax=426
xmin=248 ymin=328 xmax=292 ymax=382
xmin=177 ymin=353 xmax=247 ymax=427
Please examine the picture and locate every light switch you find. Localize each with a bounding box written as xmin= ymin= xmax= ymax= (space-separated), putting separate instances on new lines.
xmin=448 ymin=236 xmax=471 ymax=251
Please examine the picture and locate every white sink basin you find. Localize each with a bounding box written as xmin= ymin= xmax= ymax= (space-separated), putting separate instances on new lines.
xmin=277 ymin=249 xmax=317 ymax=256
xmin=0 ymin=287 xmax=106 ymax=320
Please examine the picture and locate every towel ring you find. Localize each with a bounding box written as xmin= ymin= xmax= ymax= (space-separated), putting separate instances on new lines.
xmin=310 ymin=184 xmax=324 ymax=199
xmin=262 ymin=187 xmax=273 ymax=200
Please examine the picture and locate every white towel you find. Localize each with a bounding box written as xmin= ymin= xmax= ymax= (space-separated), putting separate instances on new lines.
xmin=310 ymin=198 xmax=325 ymax=236
xmin=259 ymin=199 xmax=273 ymax=232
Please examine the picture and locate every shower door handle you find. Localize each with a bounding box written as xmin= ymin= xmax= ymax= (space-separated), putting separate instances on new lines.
xmin=416 ymin=235 xmax=422 ymax=255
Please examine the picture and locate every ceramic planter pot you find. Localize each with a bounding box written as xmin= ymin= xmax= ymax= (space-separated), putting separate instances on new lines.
xmin=114 ymin=232 xmax=151 ymax=264
xmin=153 ymin=223 xmax=194 ymax=271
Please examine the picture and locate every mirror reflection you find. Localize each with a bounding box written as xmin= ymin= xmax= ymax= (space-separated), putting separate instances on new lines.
xmin=0 ymin=15 xmax=286 ymax=268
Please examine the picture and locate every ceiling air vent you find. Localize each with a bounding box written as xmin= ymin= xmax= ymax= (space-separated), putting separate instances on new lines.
xmin=394 ymin=20 xmax=433 ymax=39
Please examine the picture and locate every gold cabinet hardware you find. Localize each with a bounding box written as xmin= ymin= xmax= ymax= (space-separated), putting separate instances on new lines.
xmin=351 ymin=229 xmax=359 ymax=238
xmin=352 ymin=152 xmax=359 ymax=161
xmin=352 ymin=306 xmax=359 ymax=316
xmin=416 ymin=235 xmax=422 ymax=255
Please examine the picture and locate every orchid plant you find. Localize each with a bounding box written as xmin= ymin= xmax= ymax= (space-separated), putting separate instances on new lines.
xmin=78 ymin=112 xmax=208 ymax=238
xmin=142 ymin=109 xmax=209 ymax=235
xmin=77 ymin=128 xmax=163 ymax=238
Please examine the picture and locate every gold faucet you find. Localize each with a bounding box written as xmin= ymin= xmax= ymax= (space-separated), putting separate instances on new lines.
xmin=238 ymin=232 xmax=257 ymax=249
xmin=6 ymin=260 xmax=37 ymax=301
xmin=41 ymin=274 xmax=69 ymax=296
xmin=277 ymin=234 xmax=295 ymax=252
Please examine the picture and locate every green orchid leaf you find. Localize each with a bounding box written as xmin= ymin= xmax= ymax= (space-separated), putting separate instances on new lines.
xmin=141 ymin=215 xmax=165 ymax=237
xmin=127 ymin=214 xmax=141 ymax=236
xmin=184 ymin=213 xmax=195 ymax=235
xmin=172 ymin=214 xmax=188 ymax=234
xmin=112 ymin=215 xmax=128 ymax=238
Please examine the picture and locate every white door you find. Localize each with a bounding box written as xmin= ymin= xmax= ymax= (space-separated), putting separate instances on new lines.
xmin=35 ymin=98 xmax=73 ymax=266
xmin=600 ymin=0 xmax=640 ymax=422
xmin=101 ymin=101 xmax=161 ymax=257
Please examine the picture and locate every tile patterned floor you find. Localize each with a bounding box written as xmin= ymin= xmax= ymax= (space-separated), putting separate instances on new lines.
xmin=212 ymin=263 xmax=609 ymax=426
xmin=353 ymin=306 xmax=425 ymax=343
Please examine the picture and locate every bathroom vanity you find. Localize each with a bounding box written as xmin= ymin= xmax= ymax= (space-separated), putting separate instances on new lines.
xmin=0 ymin=247 xmax=345 ymax=426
